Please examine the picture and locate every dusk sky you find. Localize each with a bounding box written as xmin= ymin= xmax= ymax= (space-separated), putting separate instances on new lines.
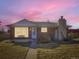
xmin=0 ymin=0 xmax=79 ymax=28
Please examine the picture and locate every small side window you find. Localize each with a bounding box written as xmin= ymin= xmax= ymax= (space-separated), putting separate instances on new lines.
xmin=41 ymin=27 xmax=47 ymax=32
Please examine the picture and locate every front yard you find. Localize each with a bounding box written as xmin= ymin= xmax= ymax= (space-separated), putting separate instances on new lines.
xmin=1 ymin=40 xmax=79 ymax=59
xmin=0 ymin=42 xmax=29 ymax=59
xmin=37 ymin=44 xmax=79 ymax=59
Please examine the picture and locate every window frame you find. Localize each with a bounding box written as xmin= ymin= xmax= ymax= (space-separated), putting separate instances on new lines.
xmin=41 ymin=27 xmax=48 ymax=33
xmin=14 ymin=27 xmax=29 ymax=38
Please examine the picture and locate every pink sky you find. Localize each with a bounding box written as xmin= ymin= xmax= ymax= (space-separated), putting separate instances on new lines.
xmin=0 ymin=0 xmax=79 ymax=28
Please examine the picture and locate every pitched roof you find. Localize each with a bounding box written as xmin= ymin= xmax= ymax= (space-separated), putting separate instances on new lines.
xmin=14 ymin=19 xmax=35 ymax=26
xmin=7 ymin=19 xmax=58 ymax=27
xmin=34 ymin=22 xmax=57 ymax=27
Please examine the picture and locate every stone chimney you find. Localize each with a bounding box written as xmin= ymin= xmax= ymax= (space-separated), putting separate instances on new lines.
xmin=59 ymin=16 xmax=66 ymax=26
xmin=58 ymin=16 xmax=67 ymax=41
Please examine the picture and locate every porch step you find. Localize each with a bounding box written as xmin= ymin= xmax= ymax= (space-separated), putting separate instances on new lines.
xmin=12 ymin=39 xmax=30 ymax=42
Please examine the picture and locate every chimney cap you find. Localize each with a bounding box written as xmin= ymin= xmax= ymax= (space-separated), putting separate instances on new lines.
xmin=60 ymin=16 xmax=64 ymax=19
xmin=59 ymin=16 xmax=66 ymax=21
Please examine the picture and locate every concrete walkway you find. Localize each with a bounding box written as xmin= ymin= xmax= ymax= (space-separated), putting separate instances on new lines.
xmin=25 ymin=48 xmax=37 ymax=59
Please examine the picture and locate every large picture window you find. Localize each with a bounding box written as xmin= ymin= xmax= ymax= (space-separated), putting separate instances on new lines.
xmin=14 ymin=27 xmax=29 ymax=38
xmin=41 ymin=27 xmax=47 ymax=32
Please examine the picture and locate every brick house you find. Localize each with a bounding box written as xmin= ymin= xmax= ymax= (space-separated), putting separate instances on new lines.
xmin=7 ymin=16 xmax=69 ymax=43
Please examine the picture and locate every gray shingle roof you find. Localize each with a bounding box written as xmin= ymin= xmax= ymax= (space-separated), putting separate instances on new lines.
xmin=7 ymin=19 xmax=58 ymax=27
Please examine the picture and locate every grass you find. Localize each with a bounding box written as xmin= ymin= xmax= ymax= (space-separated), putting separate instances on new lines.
xmin=1 ymin=39 xmax=79 ymax=59
xmin=0 ymin=42 xmax=29 ymax=59
xmin=37 ymin=44 xmax=79 ymax=59
xmin=0 ymin=33 xmax=9 ymax=42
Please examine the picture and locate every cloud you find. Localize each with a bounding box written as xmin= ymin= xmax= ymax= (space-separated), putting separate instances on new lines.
xmin=17 ymin=0 xmax=78 ymax=20
xmin=19 ymin=10 xmax=42 ymax=19
xmin=0 ymin=0 xmax=79 ymax=28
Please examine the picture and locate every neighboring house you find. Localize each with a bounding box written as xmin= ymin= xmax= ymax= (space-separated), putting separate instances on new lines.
xmin=68 ymin=29 xmax=79 ymax=39
xmin=68 ymin=29 xmax=79 ymax=33
xmin=7 ymin=16 xmax=69 ymax=43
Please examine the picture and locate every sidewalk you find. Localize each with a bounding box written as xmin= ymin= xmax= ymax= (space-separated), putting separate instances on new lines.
xmin=25 ymin=48 xmax=37 ymax=59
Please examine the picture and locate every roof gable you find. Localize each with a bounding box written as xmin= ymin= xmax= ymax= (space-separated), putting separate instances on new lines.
xmin=13 ymin=19 xmax=35 ymax=26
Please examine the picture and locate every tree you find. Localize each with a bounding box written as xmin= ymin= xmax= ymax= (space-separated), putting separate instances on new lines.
xmin=0 ymin=21 xmax=4 ymax=33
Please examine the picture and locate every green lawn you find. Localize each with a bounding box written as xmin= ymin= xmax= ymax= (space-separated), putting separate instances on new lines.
xmin=37 ymin=44 xmax=79 ymax=59
xmin=0 ymin=42 xmax=29 ymax=59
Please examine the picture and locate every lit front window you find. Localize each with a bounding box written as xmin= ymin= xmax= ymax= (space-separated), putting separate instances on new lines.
xmin=14 ymin=27 xmax=29 ymax=38
xmin=41 ymin=27 xmax=47 ymax=32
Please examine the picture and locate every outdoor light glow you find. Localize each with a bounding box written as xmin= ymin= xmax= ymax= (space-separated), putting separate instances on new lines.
xmin=14 ymin=27 xmax=29 ymax=38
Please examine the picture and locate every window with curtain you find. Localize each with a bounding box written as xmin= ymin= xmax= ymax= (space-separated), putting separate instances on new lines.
xmin=14 ymin=27 xmax=29 ymax=38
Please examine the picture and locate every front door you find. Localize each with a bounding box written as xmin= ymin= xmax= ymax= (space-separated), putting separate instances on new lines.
xmin=30 ymin=27 xmax=37 ymax=48
xmin=31 ymin=27 xmax=37 ymax=39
